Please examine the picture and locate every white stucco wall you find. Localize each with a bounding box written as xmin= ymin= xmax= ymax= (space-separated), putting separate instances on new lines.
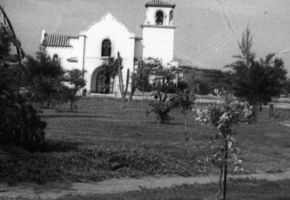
xmin=142 ymin=26 xmax=175 ymax=65
xmin=142 ymin=5 xmax=176 ymax=66
xmin=80 ymin=13 xmax=136 ymax=94
xmin=134 ymin=39 xmax=143 ymax=60
xmin=45 ymin=45 xmax=80 ymax=71
xmin=43 ymin=34 xmax=86 ymax=73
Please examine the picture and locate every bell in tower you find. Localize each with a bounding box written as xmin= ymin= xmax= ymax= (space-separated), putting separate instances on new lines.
xmin=155 ymin=10 xmax=164 ymax=25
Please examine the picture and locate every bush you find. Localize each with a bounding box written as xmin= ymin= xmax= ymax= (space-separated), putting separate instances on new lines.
xmin=147 ymin=101 xmax=173 ymax=124
xmin=0 ymin=64 xmax=47 ymax=151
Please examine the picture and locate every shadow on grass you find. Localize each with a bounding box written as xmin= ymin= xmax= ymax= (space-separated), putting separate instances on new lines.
xmin=40 ymin=113 xmax=99 ymax=119
xmin=0 ymin=140 xmax=80 ymax=153
xmin=38 ymin=139 xmax=80 ymax=152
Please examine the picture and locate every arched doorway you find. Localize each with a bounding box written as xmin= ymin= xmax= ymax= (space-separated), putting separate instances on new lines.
xmin=91 ymin=66 xmax=114 ymax=94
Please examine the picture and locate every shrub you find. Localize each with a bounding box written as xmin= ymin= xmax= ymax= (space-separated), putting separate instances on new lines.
xmin=147 ymin=101 xmax=173 ymax=124
xmin=0 ymin=63 xmax=47 ymax=151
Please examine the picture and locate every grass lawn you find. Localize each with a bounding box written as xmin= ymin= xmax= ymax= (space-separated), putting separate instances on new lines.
xmin=57 ymin=179 xmax=290 ymax=200
xmin=6 ymin=179 xmax=290 ymax=200
xmin=0 ymin=97 xmax=290 ymax=184
xmin=60 ymin=179 xmax=290 ymax=200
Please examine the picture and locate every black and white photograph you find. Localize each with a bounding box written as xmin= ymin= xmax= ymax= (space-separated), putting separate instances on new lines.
xmin=0 ymin=0 xmax=290 ymax=199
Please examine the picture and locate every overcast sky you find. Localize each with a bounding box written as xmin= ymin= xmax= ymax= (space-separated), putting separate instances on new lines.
xmin=1 ymin=0 xmax=290 ymax=73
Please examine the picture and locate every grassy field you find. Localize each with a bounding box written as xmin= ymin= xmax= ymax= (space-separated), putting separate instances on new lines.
xmin=0 ymin=97 xmax=290 ymax=184
xmin=57 ymin=179 xmax=290 ymax=200
xmin=4 ymin=179 xmax=290 ymax=200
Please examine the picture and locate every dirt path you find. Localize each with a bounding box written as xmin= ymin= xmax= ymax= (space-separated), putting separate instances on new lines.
xmin=1 ymin=171 xmax=290 ymax=200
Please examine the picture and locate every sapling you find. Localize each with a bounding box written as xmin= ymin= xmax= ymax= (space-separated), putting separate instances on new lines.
xmin=195 ymin=93 xmax=253 ymax=200
xmin=171 ymin=81 xmax=195 ymax=143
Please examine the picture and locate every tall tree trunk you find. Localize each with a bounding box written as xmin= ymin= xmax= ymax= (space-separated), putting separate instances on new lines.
xmin=223 ymin=139 xmax=228 ymax=200
xmin=183 ymin=113 xmax=188 ymax=143
xmin=216 ymin=168 xmax=223 ymax=200
xmin=70 ymin=101 xmax=73 ymax=112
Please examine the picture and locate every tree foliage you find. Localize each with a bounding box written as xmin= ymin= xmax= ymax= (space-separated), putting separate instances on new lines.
xmin=195 ymin=94 xmax=253 ymax=200
xmin=62 ymin=69 xmax=86 ymax=111
xmin=0 ymin=25 xmax=11 ymax=58
xmin=283 ymin=78 xmax=290 ymax=97
xmin=171 ymin=81 xmax=195 ymax=142
xmin=0 ymin=22 xmax=46 ymax=151
xmin=146 ymin=61 xmax=181 ymax=124
xmin=228 ymin=27 xmax=287 ymax=110
xmin=25 ymin=50 xmax=65 ymax=108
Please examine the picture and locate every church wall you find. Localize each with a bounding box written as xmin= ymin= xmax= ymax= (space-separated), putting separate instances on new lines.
xmin=44 ymin=46 xmax=80 ymax=71
xmin=80 ymin=14 xmax=136 ymax=95
xmin=142 ymin=26 xmax=175 ymax=65
xmin=134 ymin=40 xmax=143 ymax=60
xmin=41 ymin=1 xmax=177 ymax=97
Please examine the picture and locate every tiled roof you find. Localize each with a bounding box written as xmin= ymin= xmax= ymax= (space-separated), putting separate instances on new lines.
xmin=42 ymin=34 xmax=72 ymax=48
xmin=145 ymin=0 xmax=175 ymax=8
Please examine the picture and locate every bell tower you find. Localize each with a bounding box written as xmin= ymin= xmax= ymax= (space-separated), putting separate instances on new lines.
xmin=141 ymin=0 xmax=176 ymax=65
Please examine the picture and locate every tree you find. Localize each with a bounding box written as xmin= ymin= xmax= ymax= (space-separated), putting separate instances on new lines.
xmin=62 ymin=69 xmax=86 ymax=111
xmin=251 ymin=54 xmax=287 ymax=111
xmin=0 ymin=25 xmax=11 ymax=59
xmin=0 ymin=12 xmax=46 ymax=151
xmin=128 ymin=60 xmax=153 ymax=103
xmin=283 ymin=78 xmax=290 ymax=97
xmin=195 ymin=94 xmax=253 ymax=200
xmin=146 ymin=62 xmax=179 ymax=124
xmin=171 ymin=81 xmax=195 ymax=143
xmin=0 ymin=64 xmax=46 ymax=151
xmin=25 ymin=50 xmax=65 ymax=108
xmin=228 ymin=28 xmax=287 ymax=111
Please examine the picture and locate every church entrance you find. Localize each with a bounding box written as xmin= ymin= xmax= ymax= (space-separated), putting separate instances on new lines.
xmin=91 ymin=66 xmax=114 ymax=94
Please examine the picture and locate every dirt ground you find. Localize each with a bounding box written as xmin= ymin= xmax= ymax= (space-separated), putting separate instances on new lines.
xmin=1 ymin=170 xmax=290 ymax=200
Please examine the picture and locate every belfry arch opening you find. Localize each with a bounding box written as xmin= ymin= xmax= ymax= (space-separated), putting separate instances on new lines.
xmin=155 ymin=10 xmax=164 ymax=25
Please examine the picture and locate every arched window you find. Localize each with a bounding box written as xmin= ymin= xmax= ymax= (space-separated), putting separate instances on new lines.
xmin=155 ymin=10 xmax=164 ymax=25
xmin=101 ymin=39 xmax=111 ymax=57
xmin=53 ymin=54 xmax=58 ymax=61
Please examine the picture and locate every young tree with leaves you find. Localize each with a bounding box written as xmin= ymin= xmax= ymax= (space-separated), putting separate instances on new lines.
xmin=146 ymin=62 xmax=179 ymax=124
xmin=171 ymin=81 xmax=195 ymax=143
xmin=195 ymin=93 xmax=253 ymax=200
xmin=62 ymin=69 xmax=86 ymax=111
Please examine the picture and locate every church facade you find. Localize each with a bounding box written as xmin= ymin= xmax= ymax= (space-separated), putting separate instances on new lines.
xmin=40 ymin=0 xmax=177 ymax=96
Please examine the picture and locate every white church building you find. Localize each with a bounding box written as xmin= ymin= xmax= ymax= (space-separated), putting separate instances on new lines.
xmin=40 ymin=0 xmax=177 ymax=96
